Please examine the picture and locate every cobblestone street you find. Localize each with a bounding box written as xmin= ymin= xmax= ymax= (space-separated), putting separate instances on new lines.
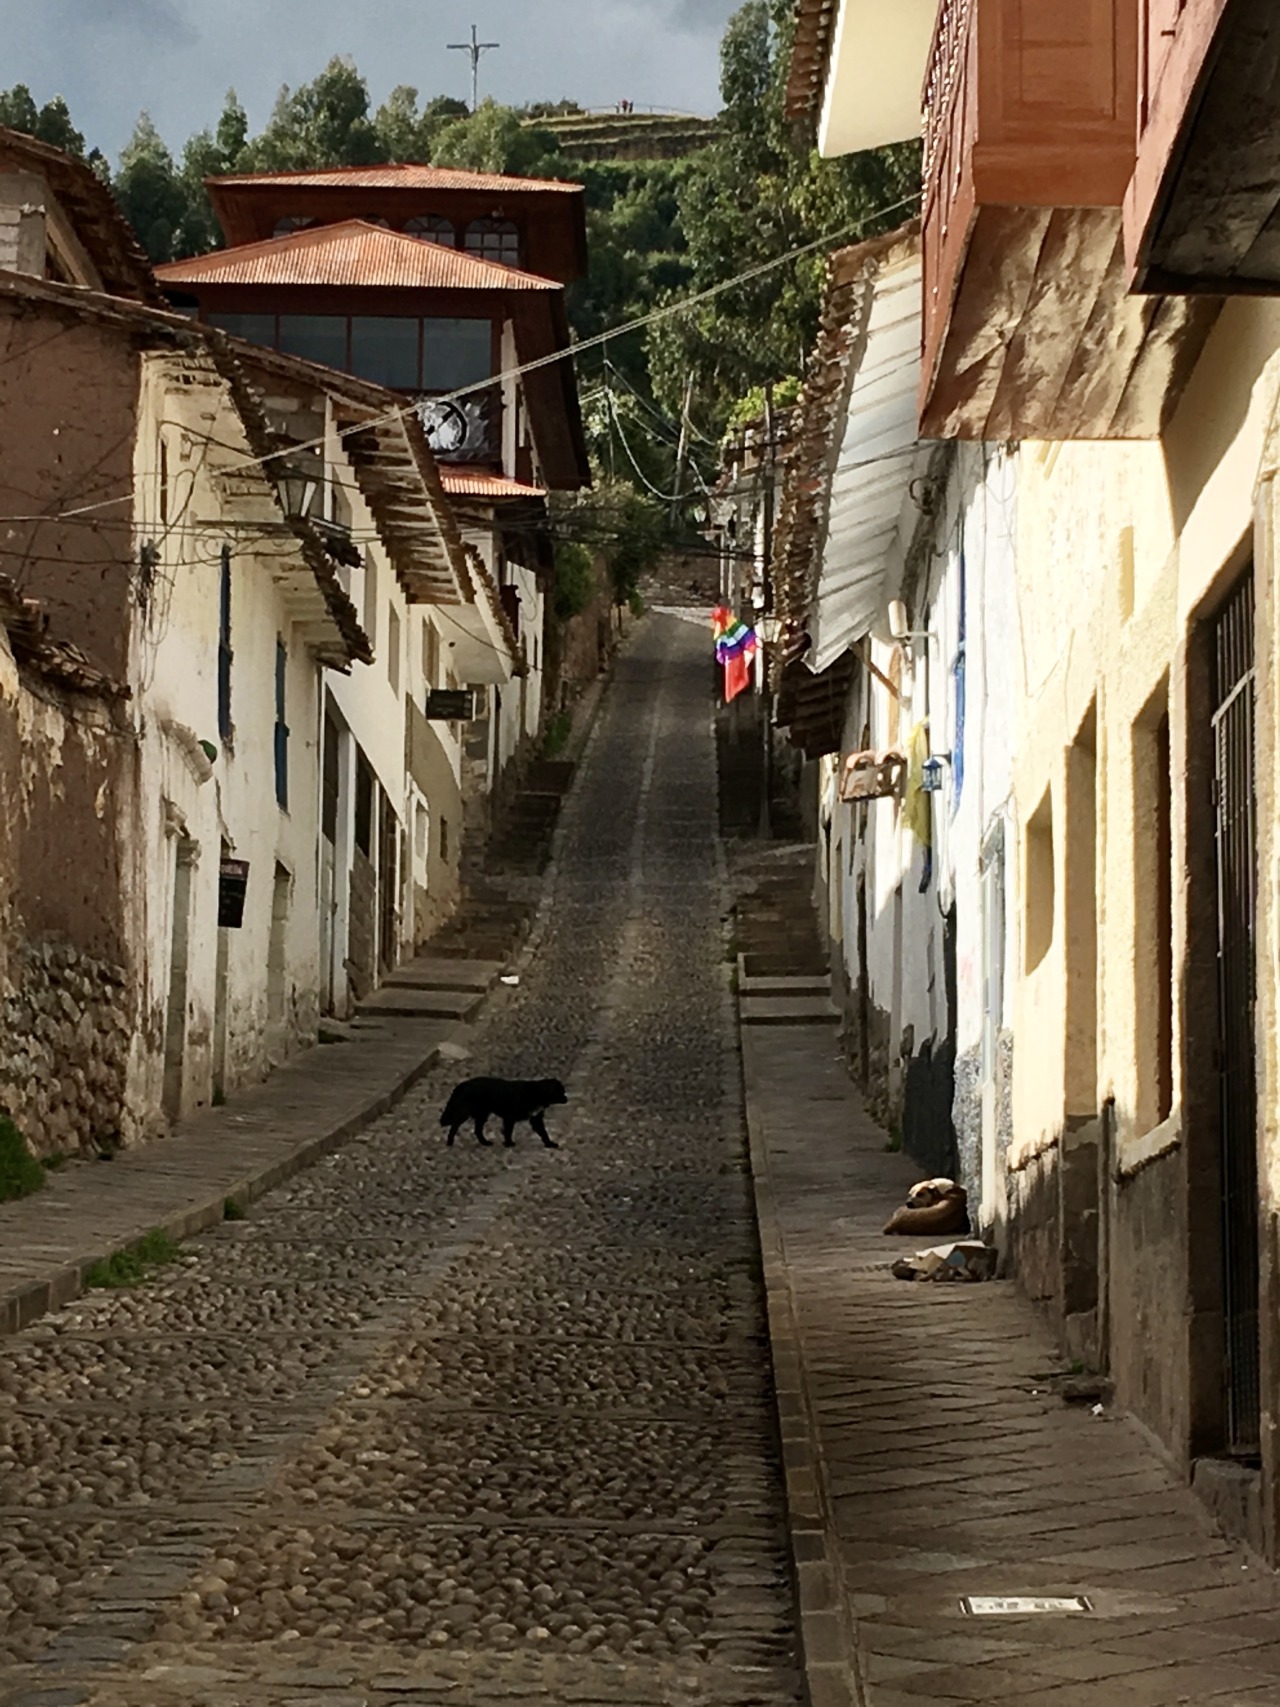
xmin=0 ymin=613 xmax=801 ymax=1707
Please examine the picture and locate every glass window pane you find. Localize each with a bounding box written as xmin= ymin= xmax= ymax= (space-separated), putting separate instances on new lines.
xmin=278 ymin=315 xmax=348 ymax=370
xmin=208 ymin=311 xmax=276 ymax=347
xmin=406 ymin=215 xmax=455 ymax=246
xmin=350 ymin=316 xmax=420 ymax=389
xmin=421 ymin=318 xmax=493 ymax=392
xmin=463 ymin=219 xmax=519 ymax=266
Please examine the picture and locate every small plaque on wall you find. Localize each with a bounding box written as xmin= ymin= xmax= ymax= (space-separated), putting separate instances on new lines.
xmin=425 ymin=689 xmax=474 ymax=721
xmin=218 ymin=859 xmax=250 ymax=929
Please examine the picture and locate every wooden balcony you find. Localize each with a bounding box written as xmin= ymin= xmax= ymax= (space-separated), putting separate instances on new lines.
xmin=922 ymin=0 xmax=1213 ymax=438
xmin=1125 ymin=0 xmax=1280 ymax=293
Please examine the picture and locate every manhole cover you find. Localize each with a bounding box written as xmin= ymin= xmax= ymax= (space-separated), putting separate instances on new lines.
xmin=961 ymin=1596 xmax=1092 ymax=1616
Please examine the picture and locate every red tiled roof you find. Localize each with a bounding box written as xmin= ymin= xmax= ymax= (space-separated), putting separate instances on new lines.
xmin=210 ymin=163 xmax=582 ymax=195
xmin=784 ymin=0 xmax=839 ymax=120
xmin=156 ymin=220 xmax=562 ymax=291
xmin=438 ymin=466 xmax=547 ymax=500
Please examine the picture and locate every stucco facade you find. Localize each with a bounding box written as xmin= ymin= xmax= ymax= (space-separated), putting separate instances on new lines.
xmin=1010 ymin=298 xmax=1280 ymax=1546
xmin=819 ymin=444 xmax=1019 ymax=1217
xmin=129 ymin=352 xmax=348 ymax=1128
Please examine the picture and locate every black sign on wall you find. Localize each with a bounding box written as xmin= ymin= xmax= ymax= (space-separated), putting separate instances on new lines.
xmin=424 ymin=689 xmax=474 ymax=721
xmin=218 ymin=859 xmax=250 ymax=929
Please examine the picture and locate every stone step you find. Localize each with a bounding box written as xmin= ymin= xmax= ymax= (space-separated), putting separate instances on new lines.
xmin=739 ymin=994 xmax=839 ymax=1026
xmin=355 ymin=987 xmax=484 ymax=1021
xmin=738 ymin=966 xmax=831 ymax=998
xmin=383 ymin=956 xmax=505 ymax=993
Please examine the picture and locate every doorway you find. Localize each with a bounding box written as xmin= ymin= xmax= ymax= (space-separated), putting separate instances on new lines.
xmin=1212 ymin=567 xmax=1260 ymax=1455
xmin=980 ymin=822 xmax=1007 ymax=1236
xmin=320 ymin=705 xmax=340 ymax=1014
xmin=267 ymin=863 xmax=291 ymax=1056
xmin=162 ymin=834 xmax=198 ymax=1123
xmin=213 ymin=839 xmax=231 ymax=1102
xmin=1063 ymin=705 xmax=1101 ymax=1358
xmin=377 ymin=794 xmax=400 ymax=975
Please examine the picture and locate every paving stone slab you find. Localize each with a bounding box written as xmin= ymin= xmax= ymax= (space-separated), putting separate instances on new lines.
xmin=735 ymin=883 xmax=1280 ymax=1707
xmin=0 ymin=1017 xmax=457 ymax=1340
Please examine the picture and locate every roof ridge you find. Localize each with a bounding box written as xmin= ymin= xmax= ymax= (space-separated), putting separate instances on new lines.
xmin=156 ymin=218 xmax=562 ymax=291
xmin=210 ymin=162 xmax=583 ymax=192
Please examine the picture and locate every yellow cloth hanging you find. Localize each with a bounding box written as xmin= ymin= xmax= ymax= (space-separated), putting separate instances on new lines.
xmin=902 ymin=720 xmax=932 ymax=848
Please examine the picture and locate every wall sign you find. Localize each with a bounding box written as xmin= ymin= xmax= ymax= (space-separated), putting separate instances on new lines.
xmin=425 ymin=689 xmax=474 ymax=721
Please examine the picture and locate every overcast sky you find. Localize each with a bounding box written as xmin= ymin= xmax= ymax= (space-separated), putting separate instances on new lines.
xmin=0 ymin=0 xmax=740 ymax=164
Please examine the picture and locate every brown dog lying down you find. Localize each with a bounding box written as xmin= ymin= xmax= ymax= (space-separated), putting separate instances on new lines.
xmin=883 ymin=1177 xmax=969 ymax=1236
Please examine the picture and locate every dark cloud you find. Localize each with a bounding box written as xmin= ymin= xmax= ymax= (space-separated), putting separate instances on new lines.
xmin=0 ymin=0 xmax=733 ymax=161
xmin=666 ymin=0 xmax=740 ymax=31
xmin=49 ymin=0 xmax=198 ymax=45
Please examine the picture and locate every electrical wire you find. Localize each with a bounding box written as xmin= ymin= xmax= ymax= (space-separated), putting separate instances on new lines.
xmin=0 ymin=188 xmax=922 ymax=529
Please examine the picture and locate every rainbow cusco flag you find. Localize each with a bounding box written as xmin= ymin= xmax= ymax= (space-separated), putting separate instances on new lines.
xmin=712 ymin=606 xmax=757 ymax=702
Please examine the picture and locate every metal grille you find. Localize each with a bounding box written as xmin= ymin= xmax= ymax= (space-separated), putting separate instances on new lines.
xmin=1212 ymin=568 xmax=1260 ymax=1454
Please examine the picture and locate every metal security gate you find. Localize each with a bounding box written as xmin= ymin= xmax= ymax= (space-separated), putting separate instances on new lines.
xmin=1212 ymin=568 xmax=1260 ymax=1454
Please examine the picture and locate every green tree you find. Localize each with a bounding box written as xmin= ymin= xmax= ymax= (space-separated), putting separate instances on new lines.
xmin=174 ymin=91 xmax=249 ymax=255
xmin=645 ymin=0 xmax=919 ymax=437
xmin=372 ymin=87 xmax=469 ymax=161
xmin=0 ymin=84 xmax=86 ymax=157
xmin=113 ymin=114 xmax=187 ymax=262
xmin=430 ymin=100 xmax=565 ymax=178
xmin=550 ymin=480 xmax=666 ymax=609
xmin=243 ymin=56 xmax=387 ymax=171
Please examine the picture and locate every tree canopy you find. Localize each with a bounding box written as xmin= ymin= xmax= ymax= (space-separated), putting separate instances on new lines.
xmin=0 ymin=8 xmax=920 ymax=541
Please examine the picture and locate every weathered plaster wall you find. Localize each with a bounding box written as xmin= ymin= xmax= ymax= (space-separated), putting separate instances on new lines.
xmin=0 ymin=306 xmax=139 ymax=681
xmin=1011 ymin=296 xmax=1280 ymax=1472
xmin=0 ymin=634 xmax=136 ymax=1156
xmin=824 ymin=446 xmax=1017 ymax=1205
xmin=129 ymin=359 xmax=326 ymax=1130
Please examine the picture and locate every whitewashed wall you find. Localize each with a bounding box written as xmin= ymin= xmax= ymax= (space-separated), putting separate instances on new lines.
xmin=129 ymin=360 xmax=325 ymax=1129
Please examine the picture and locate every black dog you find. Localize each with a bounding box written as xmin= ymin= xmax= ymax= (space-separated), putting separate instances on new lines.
xmin=440 ymin=1076 xmax=567 ymax=1149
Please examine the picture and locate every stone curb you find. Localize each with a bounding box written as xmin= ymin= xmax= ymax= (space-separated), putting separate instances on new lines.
xmin=739 ymin=1033 xmax=866 ymax=1707
xmin=722 ymin=839 xmax=865 ymax=1707
xmin=0 ymin=1036 xmax=450 ymax=1341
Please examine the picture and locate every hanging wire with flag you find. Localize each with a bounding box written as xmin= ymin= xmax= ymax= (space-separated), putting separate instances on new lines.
xmin=712 ymin=606 xmax=758 ymax=703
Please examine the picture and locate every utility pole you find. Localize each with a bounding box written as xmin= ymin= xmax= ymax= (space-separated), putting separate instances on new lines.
xmin=448 ymin=24 xmax=500 ymax=113
xmin=758 ymin=381 xmax=776 ymax=839
xmin=669 ymin=370 xmax=695 ymax=526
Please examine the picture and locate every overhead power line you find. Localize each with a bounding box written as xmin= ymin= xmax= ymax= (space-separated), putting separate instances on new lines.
xmin=0 ymin=189 xmax=923 ymax=531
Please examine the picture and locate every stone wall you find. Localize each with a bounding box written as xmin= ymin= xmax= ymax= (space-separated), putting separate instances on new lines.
xmin=0 ymin=627 xmax=136 ymax=1157
xmin=0 ymin=938 xmax=130 ymax=1157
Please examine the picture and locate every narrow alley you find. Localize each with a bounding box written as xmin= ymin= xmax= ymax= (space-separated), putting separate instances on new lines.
xmin=0 ymin=614 xmax=801 ymax=1707
xmin=7 ymin=615 xmax=1280 ymax=1707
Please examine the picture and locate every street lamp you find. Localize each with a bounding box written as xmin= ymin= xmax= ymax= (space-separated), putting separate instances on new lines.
xmin=277 ymin=467 xmax=320 ymax=521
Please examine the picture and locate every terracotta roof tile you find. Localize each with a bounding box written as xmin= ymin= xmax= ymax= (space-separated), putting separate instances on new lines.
xmin=211 ymin=163 xmax=582 ymax=194
xmin=784 ymin=0 xmax=840 ymax=121
xmin=438 ymin=466 xmax=546 ymax=500
xmin=0 ymin=125 xmax=162 ymax=305
xmin=157 ymin=220 xmax=562 ymax=291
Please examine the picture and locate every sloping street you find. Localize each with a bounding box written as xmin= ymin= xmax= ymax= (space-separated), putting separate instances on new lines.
xmin=0 ymin=613 xmax=801 ymax=1707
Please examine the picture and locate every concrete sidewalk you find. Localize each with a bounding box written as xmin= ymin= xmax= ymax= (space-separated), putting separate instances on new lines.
xmin=743 ymin=1021 xmax=1280 ymax=1707
xmin=0 ymin=1004 xmax=465 ymax=1338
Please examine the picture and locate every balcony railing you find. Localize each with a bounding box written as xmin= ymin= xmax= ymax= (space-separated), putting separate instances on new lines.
xmin=917 ymin=0 xmax=1212 ymax=437
xmin=921 ymin=0 xmax=973 ymax=209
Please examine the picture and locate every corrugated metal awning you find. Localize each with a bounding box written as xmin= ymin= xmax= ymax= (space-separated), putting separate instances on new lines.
xmin=807 ymin=249 xmax=924 ymax=675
